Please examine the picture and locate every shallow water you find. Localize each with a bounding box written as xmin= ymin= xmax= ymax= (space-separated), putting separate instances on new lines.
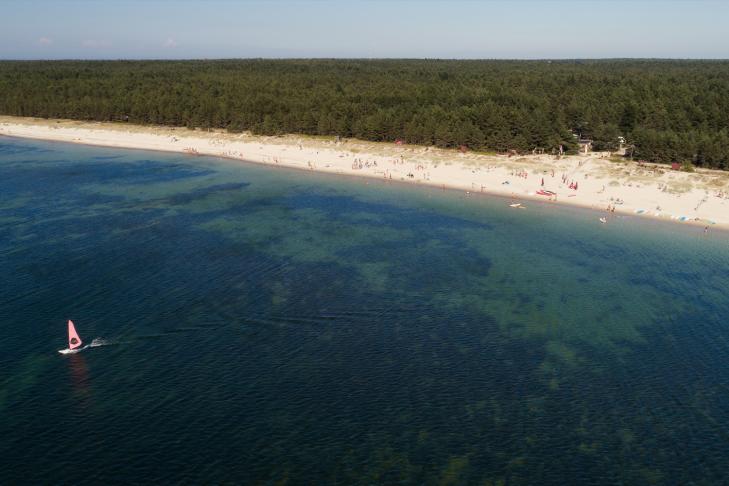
xmin=1 ymin=136 xmax=728 ymax=485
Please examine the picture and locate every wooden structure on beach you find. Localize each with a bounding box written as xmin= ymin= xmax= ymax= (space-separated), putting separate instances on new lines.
xmin=578 ymin=139 xmax=593 ymax=154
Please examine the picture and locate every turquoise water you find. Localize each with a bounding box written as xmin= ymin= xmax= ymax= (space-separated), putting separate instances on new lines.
xmin=1 ymin=136 xmax=729 ymax=485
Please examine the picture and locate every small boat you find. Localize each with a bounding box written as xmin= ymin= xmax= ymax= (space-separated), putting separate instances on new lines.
xmin=509 ymin=203 xmax=522 ymax=208
xmin=599 ymin=217 xmax=607 ymax=224
xmin=58 ymin=320 xmax=85 ymax=355
xmin=536 ymin=189 xmax=556 ymax=196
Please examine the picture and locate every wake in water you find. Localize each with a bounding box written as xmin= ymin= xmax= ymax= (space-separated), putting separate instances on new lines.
xmin=58 ymin=337 xmax=116 ymax=355
xmin=89 ymin=338 xmax=114 ymax=347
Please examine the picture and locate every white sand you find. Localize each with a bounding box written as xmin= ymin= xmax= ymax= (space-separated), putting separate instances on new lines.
xmin=2 ymin=116 xmax=728 ymax=230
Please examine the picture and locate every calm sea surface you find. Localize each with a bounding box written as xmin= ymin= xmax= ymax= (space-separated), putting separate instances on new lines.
xmin=1 ymin=137 xmax=729 ymax=485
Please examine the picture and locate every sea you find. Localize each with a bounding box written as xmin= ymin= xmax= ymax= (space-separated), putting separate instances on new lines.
xmin=1 ymin=136 xmax=728 ymax=485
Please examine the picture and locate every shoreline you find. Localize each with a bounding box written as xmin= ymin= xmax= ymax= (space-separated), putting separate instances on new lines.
xmin=2 ymin=116 xmax=728 ymax=232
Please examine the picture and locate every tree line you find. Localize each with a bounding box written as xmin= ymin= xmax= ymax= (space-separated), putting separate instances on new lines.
xmin=1 ymin=59 xmax=728 ymax=169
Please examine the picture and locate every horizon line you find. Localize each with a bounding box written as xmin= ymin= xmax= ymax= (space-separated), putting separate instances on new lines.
xmin=3 ymin=57 xmax=729 ymax=62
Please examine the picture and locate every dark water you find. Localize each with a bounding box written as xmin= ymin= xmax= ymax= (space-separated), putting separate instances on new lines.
xmin=1 ymin=137 xmax=729 ymax=485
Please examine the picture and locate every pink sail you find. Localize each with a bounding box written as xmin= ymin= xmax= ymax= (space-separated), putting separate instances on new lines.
xmin=68 ymin=320 xmax=83 ymax=350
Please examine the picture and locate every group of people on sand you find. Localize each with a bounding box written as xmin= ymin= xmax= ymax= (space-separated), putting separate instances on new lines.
xmin=351 ymin=158 xmax=377 ymax=170
xmin=511 ymin=169 xmax=528 ymax=179
xmin=560 ymin=174 xmax=579 ymax=190
xmin=221 ymin=150 xmax=243 ymax=158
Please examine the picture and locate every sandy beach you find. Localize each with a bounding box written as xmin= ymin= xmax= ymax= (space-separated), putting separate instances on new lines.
xmin=2 ymin=116 xmax=728 ymax=230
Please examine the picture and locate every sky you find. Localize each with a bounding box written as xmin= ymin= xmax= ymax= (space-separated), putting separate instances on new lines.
xmin=1 ymin=0 xmax=728 ymax=60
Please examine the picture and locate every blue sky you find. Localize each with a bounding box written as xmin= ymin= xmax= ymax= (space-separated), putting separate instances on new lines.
xmin=2 ymin=0 xmax=728 ymax=59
